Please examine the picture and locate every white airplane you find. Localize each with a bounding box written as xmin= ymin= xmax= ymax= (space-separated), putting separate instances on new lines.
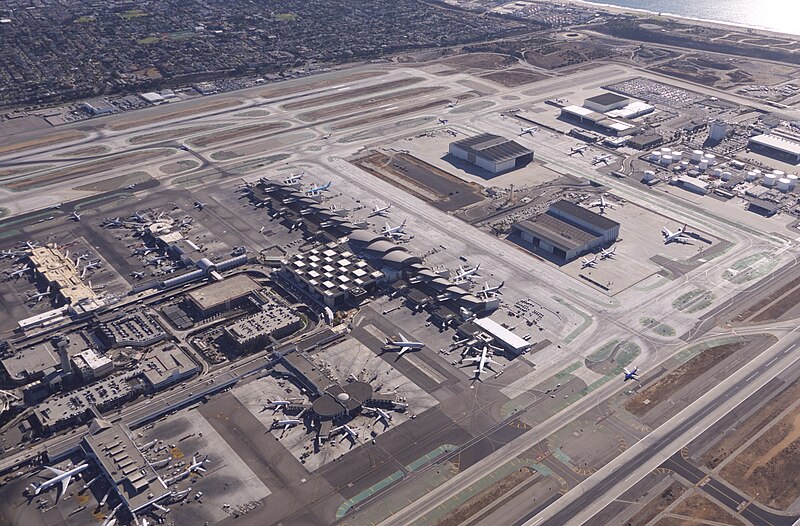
xmin=369 ymin=204 xmax=391 ymax=217
xmin=382 ymin=219 xmax=407 ymax=238
xmin=445 ymin=100 xmax=459 ymax=109
xmin=125 ymin=183 xmax=137 ymax=190
xmin=132 ymin=245 xmax=157 ymax=256
xmin=27 ymin=286 xmax=51 ymax=303
xmin=476 ymin=281 xmax=505 ymax=299
xmin=322 ymin=133 xmax=332 ymax=140
xmin=283 ymin=172 xmax=305 ymax=185
xmin=0 ymin=249 xmax=26 ymax=258
xmin=24 ymin=241 xmax=40 ymax=250
xmin=131 ymin=271 xmax=146 ymax=279
xmin=569 ymin=145 xmax=588 ymax=155
xmin=145 ymin=256 xmax=168 ymax=266
xmin=264 ymin=399 xmax=293 ymax=412
xmin=581 ymin=255 xmax=598 ymax=269
xmin=186 ymin=455 xmax=208 ymax=475
xmin=150 ymin=457 xmax=171 ymax=469
xmin=623 ymin=366 xmax=640 ymax=382
xmin=438 ymin=118 xmax=449 ymax=125
xmin=103 ymin=217 xmax=124 ymax=227
xmin=29 ymin=462 xmax=88 ymax=497
xmin=289 ymin=219 xmax=303 ymax=231
xmin=519 ymin=126 xmax=538 ymax=136
xmin=332 ymin=424 xmax=359 ymax=443
xmin=592 ymin=154 xmax=613 ymax=166
xmin=461 ymin=345 xmax=501 ymax=379
xmin=662 ymin=224 xmax=691 ymax=244
xmin=81 ymin=259 xmax=102 ymax=278
xmin=383 ymin=333 xmax=424 ymax=356
xmin=600 ymin=247 xmax=616 ymax=260
xmin=452 ymin=263 xmax=481 ymax=283
xmin=371 ymin=408 xmax=393 ymax=428
xmin=179 ymin=217 xmax=194 ymax=227
xmin=272 ymin=419 xmax=302 ymax=432
xmin=5 ymin=265 xmax=30 ymax=279
xmin=129 ymin=211 xmax=148 ymax=223
xmin=139 ymin=439 xmax=158 ymax=451
xmin=194 ymin=201 xmax=207 ymax=210
xmin=70 ymin=211 xmax=82 ymax=221
xmin=588 ymin=195 xmax=613 ymax=214
xmin=305 ymin=181 xmax=332 ymax=195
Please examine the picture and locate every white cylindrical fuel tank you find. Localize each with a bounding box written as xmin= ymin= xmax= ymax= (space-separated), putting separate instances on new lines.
xmin=764 ymin=174 xmax=777 ymax=187
xmin=788 ymin=174 xmax=798 ymax=188
xmin=660 ymin=155 xmax=673 ymax=166
xmin=753 ymin=169 xmax=762 ymax=176
xmin=699 ymin=160 xmax=709 ymax=170
xmin=672 ymin=150 xmax=684 ymax=159
xmin=778 ymin=178 xmax=792 ymax=192
xmin=680 ymin=160 xmax=690 ymax=169
xmin=643 ymin=170 xmax=655 ymax=182
xmin=660 ymin=147 xmax=672 ymax=154
xmin=773 ymin=170 xmax=785 ymax=177
xmin=746 ymin=171 xmax=758 ymax=181
xmin=721 ymin=171 xmax=732 ymax=181
xmin=650 ymin=151 xmax=661 ymax=162
xmin=712 ymin=167 xmax=722 ymax=177
xmin=691 ymin=150 xmax=703 ymax=162
xmin=704 ymin=153 xmax=716 ymax=162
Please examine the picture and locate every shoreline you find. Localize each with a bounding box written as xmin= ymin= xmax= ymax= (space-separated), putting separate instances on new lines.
xmin=555 ymin=0 xmax=800 ymax=41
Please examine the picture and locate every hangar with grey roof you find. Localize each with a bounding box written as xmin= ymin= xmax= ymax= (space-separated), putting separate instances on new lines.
xmin=449 ymin=133 xmax=533 ymax=174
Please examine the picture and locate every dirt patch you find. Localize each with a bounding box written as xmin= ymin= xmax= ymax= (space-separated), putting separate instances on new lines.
xmin=351 ymin=150 xmax=484 ymax=212
xmin=481 ymin=69 xmax=549 ymax=87
xmin=734 ymin=272 xmax=800 ymax=324
xmin=720 ymin=408 xmax=800 ymax=509
xmin=235 ymin=109 xmax=271 ymax=118
xmin=4 ymin=149 xmax=172 ymax=191
xmin=258 ymin=70 xmax=385 ymax=99
xmin=57 ymin=145 xmax=110 ymax=157
xmin=441 ymin=53 xmax=516 ymax=71
xmin=0 ymin=130 xmax=87 ymax=155
xmin=650 ymin=64 xmax=721 ymax=86
xmin=704 ymin=374 xmax=800 ymax=469
xmin=627 ymin=481 xmax=686 ymax=526
xmin=160 ymin=160 xmax=199 ymax=174
xmin=299 ymin=86 xmax=443 ymax=121
xmin=669 ymin=493 xmax=744 ymax=525
xmin=188 ymin=122 xmax=290 ymax=148
xmin=282 ymin=77 xmax=421 ymax=111
xmin=109 ymin=99 xmax=243 ymax=131
xmin=129 ymin=124 xmax=225 ymax=145
xmin=73 ymin=172 xmax=151 ymax=192
xmin=526 ymin=42 xmax=612 ymax=70
xmin=431 ymin=466 xmax=536 ymax=526
xmin=625 ymin=340 xmax=746 ymax=417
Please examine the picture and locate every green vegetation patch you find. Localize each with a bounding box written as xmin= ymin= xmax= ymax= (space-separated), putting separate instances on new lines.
xmin=274 ymin=12 xmax=298 ymax=21
xmin=136 ymin=36 xmax=161 ymax=45
xmin=640 ymin=317 xmax=676 ymax=337
xmin=75 ymin=15 xmax=95 ymax=23
xmin=673 ymin=289 xmax=714 ymax=313
xmin=585 ymin=340 xmax=640 ymax=377
xmin=723 ymin=252 xmax=779 ymax=284
xmin=120 ymin=9 xmax=148 ymax=19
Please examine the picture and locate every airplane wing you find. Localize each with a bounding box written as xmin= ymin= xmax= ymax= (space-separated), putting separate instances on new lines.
xmin=397 ymin=347 xmax=408 ymax=357
xmin=589 ymin=200 xmax=601 ymax=207
xmin=623 ymin=367 xmax=631 ymax=375
xmin=44 ymin=466 xmax=66 ymax=477
xmin=662 ymin=228 xmax=672 ymax=237
xmin=60 ymin=474 xmax=73 ymax=496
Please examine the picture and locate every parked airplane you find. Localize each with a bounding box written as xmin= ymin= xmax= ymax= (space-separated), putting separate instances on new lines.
xmin=272 ymin=419 xmax=302 ymax=432
xmin=662 ymin=224 xmax=691 ymax=244
xmin=476 ymin=281 xmax=505 ymax=299
xmin=289 ymin=219 xmax=303 ymax=231
xmin=592 ymin=154 xmax=613 ymax=165
xmin=284 ymin=172 xmax=305 ymax=185
xmin=332 ymin=424 xmax=359 ymax=443
xmin=130 ymin=271 xmax=146 ymax=280
xmin=369 ymin=204 xmax=392 ymax=217
xmin=129 ymin=212 xmax=148 ymax=223
xmin=588 ymin=195 xmax=613 ymax=214
xmin=194 ymin=201 xmax=207 ymax=210
xmin=623 ymin=366 xmax=640 ymax=382
xmin=70 ymin=211 xmax=82 ymax=221
xmin=438 ymin=118 xmax=448 ymax=125
xmin=452 ymin=263 xmax=481 ymax=283
xmin=132 ymin=245 xmax=157 ymax=256
xmin=382 ymin=333 xmax=424 ymax=356
xmin=27 ymin=286 xmax=51 ymax=303
xmin=372 ymin=408 xmax=393 ymax=428
xmin=581 ymin=255 xmax=598 ymax=269
xmin=569 ymin=145 xmax=588 ymax=156
xmin=81 ymin=260 xmax=102 ymax=278
xmin=103 ymin=217 xmax=124 ymax=227
xmin=600 ymin=247 xmax=616 ymax=260
xmin=322 ymin=133 xmax=332 ymax=140
xmin=145 ymin=256 xmax=168 ymax=266
xmin=519 ymin=126 xmax=538 ymax=136
xmin=305 ymin=181 xmax=332 ymax=195
xmin=445 ymin=100 xmax=459 ymax=108
xmin=24 ymin=241 xmax=40 ymax=250
xmin=125 ymin=184 xmax=137 ymax=190
xmin=461 ymin=345 xmax=501 ymax=379
xmin=29 ymin=462 xmax=88 ymax=497
xmin=163 ymin=455 xmax=208 ymax=485
xmin=264 ymin=400 xmax=293 ymax=413
xmin=382 ymin=219 xmax=407 ymax=238
xmin=5 ymin=265 xmax=30 ymax=279
xmin=0 ymin=249 xmax=26 ymax=259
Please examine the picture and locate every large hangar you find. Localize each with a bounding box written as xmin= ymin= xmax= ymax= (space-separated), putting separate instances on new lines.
xmin=449 ymin=133 xmax=533 ymax=174
xmin=512 ymin=200 xmax=620 ymax=261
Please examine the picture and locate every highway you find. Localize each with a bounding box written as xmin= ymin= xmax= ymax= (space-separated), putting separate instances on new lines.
xmin=524 ymin=328 xmax=800 ymax=526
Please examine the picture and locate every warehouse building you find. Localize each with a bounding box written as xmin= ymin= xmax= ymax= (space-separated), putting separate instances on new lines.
xmin=449 ymin=133 xmax=533 ymax=174
xmin=223 ymin=302 xmax=302 ymax=350
xmin=185 ymin=274 xmax=261 ymax=317
xmin=748 ymin=133 xmax=800 ymax=164
xmin=583 ymin=93 xmax=630 ymax=113
xmin=512 ymin=200 xmax=620 ymax=261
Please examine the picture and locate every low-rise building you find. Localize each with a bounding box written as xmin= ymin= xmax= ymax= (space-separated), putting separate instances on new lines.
xmin=71 ymin=349 xmax=114 ymax=382
xmin=185 ymin=274 xmax=261 ymax=317
xmin=224 ymin=302 xmax=303 ymax=350
xmin=449 ymin=133 xmax=533 ymax=174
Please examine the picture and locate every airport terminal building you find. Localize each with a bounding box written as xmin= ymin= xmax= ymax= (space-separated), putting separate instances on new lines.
xmin=449 ymin=133 xmax=533 ymax=174
xmin=512 ymin=200 xmax=620 ymax=261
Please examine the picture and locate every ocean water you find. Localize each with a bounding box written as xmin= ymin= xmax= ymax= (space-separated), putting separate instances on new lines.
xmin=580 ymin=0 xmax=800 ymax=36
